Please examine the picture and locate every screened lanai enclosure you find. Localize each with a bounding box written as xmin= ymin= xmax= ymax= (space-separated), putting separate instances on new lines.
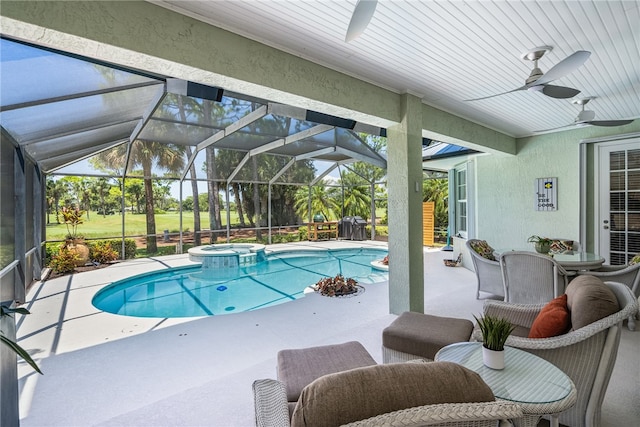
xmin=1 ymin=36 xmax=389 ymax=292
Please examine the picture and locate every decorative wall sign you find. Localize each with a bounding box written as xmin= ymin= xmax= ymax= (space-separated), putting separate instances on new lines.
xmin=535 ymin=178 xmax=557 ymax=211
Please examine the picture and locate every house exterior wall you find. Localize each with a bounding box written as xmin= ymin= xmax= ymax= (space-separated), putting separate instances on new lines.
xmin=472 ymin=124 xmax=640 ymax=252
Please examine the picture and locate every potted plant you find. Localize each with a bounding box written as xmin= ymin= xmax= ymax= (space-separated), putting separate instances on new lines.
xmin=474 ymin=314 xmax=515 ymax=370
xmin=60 ymin=205 xmax=90 ymax=267
xmin=527 ymin=235 xmax=553 ymax=254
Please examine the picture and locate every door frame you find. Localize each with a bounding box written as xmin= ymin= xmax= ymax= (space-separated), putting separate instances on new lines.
xmin=580 ymin=132 xmax=640 ymax=260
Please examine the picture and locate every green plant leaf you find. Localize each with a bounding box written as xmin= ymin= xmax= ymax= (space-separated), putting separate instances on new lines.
xmin=474 ymin=314 xmax=515 ymax=351
xmin=0 ymin=335 xmax=43 ymax=374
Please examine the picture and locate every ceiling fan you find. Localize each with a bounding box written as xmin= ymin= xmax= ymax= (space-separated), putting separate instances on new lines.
xmin=345 ymin=0 xmax=378 ymax=42
xmin=535 ymin=97 xmax=635 ymax=132
xmin=465 ymin=46 xmax=591 ymax=101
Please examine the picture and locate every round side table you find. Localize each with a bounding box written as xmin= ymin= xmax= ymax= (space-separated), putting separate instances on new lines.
xmin=435 ymin=342 xmax=576 ymax=427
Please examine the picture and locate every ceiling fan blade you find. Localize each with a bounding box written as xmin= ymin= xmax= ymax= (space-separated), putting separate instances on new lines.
xmin=533 ymin=123 xmax=575 ymax=133
xmin=463 ymin=86 xmax=526 ymax=101
xmin=345 ymin=0 xmax=378 ymax=42
xmin=534 ymin=50 xmax=590 ymax=85
xmin=585 ymin=119 xmax=634 ymax=127
xmin=541 ymin=85 xmax=581 ymax=99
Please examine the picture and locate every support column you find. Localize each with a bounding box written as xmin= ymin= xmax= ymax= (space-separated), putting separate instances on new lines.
xmin=387 ymin=94 xmax=424 ymax=314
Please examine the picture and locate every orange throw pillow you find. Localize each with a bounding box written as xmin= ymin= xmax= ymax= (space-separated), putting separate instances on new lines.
xmin=528 ymin=294 xmax=571 ymax=338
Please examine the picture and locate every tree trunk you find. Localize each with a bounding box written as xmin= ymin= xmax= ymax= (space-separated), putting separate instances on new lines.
xmin=179 ymin=95 xmax=201 ymax=247
xmin=142 ymin=161 xmax=157 ymax=253
xmin=213 ymin=181 xmax=222 ymax=235
xmin=252 ymin=157 xmax=261 ymax=240
xmin=189 ymin=159 xmax=202 ymax=246
xmin=233 ymin=183 xmax=246 ymax=226
xmin=206 ymin=147 xmax=220 ymax=243
xmin=54 ymin=196 xmax=60 ymax=223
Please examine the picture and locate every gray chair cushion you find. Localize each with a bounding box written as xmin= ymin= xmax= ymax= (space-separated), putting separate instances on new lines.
xmin=277 ymin=341 xmax=376 ymax=403
xmin=290 ymin=361 xmax=494 ymax=427
xmin=383 ymin=312 xmax=474 ymax=359
xmin=566 ymin=275 xmax=619 ymax=330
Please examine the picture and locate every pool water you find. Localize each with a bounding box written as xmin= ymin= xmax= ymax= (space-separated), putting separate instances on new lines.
xmin=92 ymin=248 xmax=388 ymax=318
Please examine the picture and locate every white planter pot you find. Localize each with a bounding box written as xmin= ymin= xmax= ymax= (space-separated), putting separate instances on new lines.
xmin=482 ymin=346 xmax=505 ymax=370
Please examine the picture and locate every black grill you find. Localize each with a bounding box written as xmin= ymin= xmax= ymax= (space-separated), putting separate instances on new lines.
xmin=338 ymin=216 xmax=367 ymax=240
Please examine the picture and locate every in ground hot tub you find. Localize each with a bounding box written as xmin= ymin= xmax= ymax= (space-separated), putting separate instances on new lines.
xmin=188 ymin=243 xmax=267 ymax=281
xmin=188 ymin=243 xmax=266 ymax=269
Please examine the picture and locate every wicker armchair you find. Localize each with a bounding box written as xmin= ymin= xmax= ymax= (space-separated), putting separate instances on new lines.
xmin=577 ymin=262 xmax=640 ymax=330
xmin=500 ymin=251 xmax=571 ymax=304
xmin=476 ymin=281 xmax=638 ymax=427
xmin=253 ymin=378 xmax=522 ymax=427
xmin=466 ymin=239 xmax=504 ymax=299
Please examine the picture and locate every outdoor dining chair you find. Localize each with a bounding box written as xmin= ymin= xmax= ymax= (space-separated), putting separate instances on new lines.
xmin=465 ymin=239 xmax=504 ymax=299
xmin=500 ymin=251 xmax=570 ymax=304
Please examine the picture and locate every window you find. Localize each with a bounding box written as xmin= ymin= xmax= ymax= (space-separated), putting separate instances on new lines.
xmin=455 ymin=166 xmax=467 ymax=238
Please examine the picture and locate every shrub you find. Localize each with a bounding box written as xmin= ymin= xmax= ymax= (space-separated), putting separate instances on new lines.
xmin=230 ymin=237 xmax=258 ymax=244
xmin=269 ymin=233 xmax=299 ymax=244
xmin=45 ymin=242 xmax=63 ymax=264
xmin=136 ymin=245 xmax=177 ymax=257
xmin=88 ymin=239 xmax=136 ymax=259
xmin=366 ymin=225 xmax=388 ymax=239
xmin=89 ymin=241 xmax=118 ymax=264
xmin=49 ymin=248 xmax=78 ymax=274
xmin=298 ymin=227 xmax=308 ymax=241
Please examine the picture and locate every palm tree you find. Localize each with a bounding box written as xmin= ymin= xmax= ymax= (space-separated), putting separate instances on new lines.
xmin=172 ymin=94 xmax=202 ymax=245
xmin=93 ymin=141 xmax=185 ymax=253
xmin=338 ymin=171 xmax=372 ymax=220
xmin=124 ymin=178 xmax=144 ymax=213
xmin=293 ymin=181 xmax=339 ymax=221
xmin=90 ymin=65 xmax=185 ymax=253
xmin=423 ymin=177 xmax=449 ymax=229
xmin=91 ymin=178 xmax=113 ymax=218
xmin=46 ymin=178 xmax=69 ymax=224
xmin=138 ymin=141 xmax=185 ymax=252
xmin=215 ymin=149 xmax=248 ymax=227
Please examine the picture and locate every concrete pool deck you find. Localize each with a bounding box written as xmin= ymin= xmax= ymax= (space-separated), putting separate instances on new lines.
xmin=16 ymin=240 xmax=639 ymax=426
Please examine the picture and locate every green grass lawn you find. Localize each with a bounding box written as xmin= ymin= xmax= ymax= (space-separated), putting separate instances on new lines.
xmin=45 ymin=211 xmax=240 ymax=240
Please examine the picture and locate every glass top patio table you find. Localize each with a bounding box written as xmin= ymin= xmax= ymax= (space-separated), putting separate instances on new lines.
xmin=435 ymin=342 xmax=577 ymax=427
xmin=494 ymin=249 xmax=605 ymax=271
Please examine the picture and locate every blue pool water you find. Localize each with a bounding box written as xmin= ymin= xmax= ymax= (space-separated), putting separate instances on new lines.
xmin=92 ymin=248 xmax=388 ymax=318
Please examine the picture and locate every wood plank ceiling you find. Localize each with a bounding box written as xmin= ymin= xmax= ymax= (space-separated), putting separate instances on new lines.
xmin=152 ymin=0 xmax=640 ymax=138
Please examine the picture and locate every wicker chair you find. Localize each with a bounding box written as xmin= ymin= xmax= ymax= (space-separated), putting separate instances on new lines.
xmin=253 ymin=378 xmax=522 ymax=427
xmin=477 ymin=281 xmax=638 ymax=427
xmin=500 ymin=251 xmax=571 ymax=304
xmin=577 ymin=262 xmax=640 ymax=330
xmin=465 ymin=239 xmax=504 ymax=299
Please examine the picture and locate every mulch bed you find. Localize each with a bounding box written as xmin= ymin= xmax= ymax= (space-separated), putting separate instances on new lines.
xmin=43 ymin=262 xmax=116 ymax=281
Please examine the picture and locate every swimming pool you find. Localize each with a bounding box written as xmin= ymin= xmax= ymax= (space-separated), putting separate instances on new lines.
xmin=92 ymin=248 xmax=388 ymax=318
